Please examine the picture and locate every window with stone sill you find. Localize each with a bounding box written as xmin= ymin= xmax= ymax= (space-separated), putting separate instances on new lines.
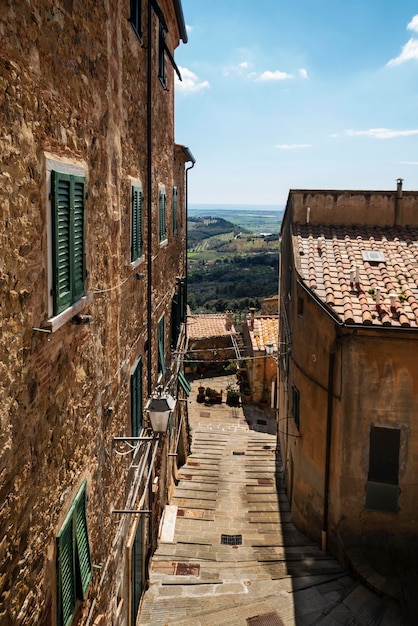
xmin=131 ymin=184 xmax=144 ymax=263
xmin=158 ymin=187 xmax=167 ymax=244
xmin=129 ymin=0 xmax=142 ymax=40
xmin=56 ymin=479 xmax=92 ymax=626
xmin=43 ymin=158 xmax=91 ymax=333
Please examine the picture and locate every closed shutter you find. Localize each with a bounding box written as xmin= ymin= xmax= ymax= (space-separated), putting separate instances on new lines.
xmin=172 ymin=186 xmax=178 ymax=234
xmin=57 ymin=516 xmax=76 ymax=626
xmin=52 ymin=171 xmax=86 ymax=315
xmin=73 ymin=176 xmax=86 ymax=302
xmin=131 ymin=186 xmax=143 ymax=261
xmin=52 ymin=171 xmax=72 ymax=314
xmin=159 ymin=189 xmax=166 ymax=242
xmin=158 ymin=317 xmax=166 ymax=374
xmin=131 ymin=357 xmax=143 ymax=437
xmin=74 ymin=483 xmax=92 ymax=599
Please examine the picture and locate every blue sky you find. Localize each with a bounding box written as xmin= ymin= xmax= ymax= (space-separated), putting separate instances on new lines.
xmin=174 ymin=1 xmax=418 ymax=206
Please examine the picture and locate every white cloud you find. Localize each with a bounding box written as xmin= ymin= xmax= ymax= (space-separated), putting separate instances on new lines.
xmin=176 ymin=67 xmax=209 ymax=93
xmin=186 ymin=24 xmax=193 ymax=34
xmin=407 ymin=15 xmax=418 ymax=32
xmin=298 ymin=68 xmax=309 ymax=79
xmin=387 ymin=15 xmax=418 ymax=66
xmin=387 ymin=38 xmax=418 ymax=66
xmin=346 ymin=128 xmax=418 ymax=139
xmin=222 ymin=61 xmax=253 ymax=77
xmin=400 ymin=161 xmax=418 ymax=165
xmin=275 ymin=143 xmax=312 ymax=149
xmin=257 ymin=70 xmax=293 ymax=81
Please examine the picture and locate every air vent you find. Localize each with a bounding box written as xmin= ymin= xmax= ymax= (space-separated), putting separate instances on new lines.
xmin=362 ymin=250 xmax=385 ymax=263
xmin=221 ymin=534 xmax=242 ymax=545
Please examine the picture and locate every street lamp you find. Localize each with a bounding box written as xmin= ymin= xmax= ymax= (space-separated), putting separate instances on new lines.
xmin=145 ymin=386 xmax=176 ymax=434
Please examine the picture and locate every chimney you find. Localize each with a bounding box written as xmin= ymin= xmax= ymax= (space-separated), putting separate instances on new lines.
xmin=225 ymin=311 xmax=233 ymax=331
xmin=248 ymin=307 xmax=256 ymax=330
xmin=395 ymin=178 xmax=403 ymax=226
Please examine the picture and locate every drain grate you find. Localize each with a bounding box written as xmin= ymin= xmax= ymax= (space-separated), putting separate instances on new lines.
xmin=221 ymin=534 xmax=242 ymax=546
xmin=247 ymin=611 xmax=284 ymax=626
xmin=233 ymin=451 xmax=245 ymax=456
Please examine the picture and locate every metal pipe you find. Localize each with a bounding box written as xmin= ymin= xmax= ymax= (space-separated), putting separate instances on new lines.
xmin=146 ymin=0 xmax=153 ymax=398
xmin=184 ymin=152 xmax=195 ymax=340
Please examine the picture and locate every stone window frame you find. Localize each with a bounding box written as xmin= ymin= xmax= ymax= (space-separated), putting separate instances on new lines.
xmin=56 ymin=479 xmax=92 ymax=626
xmin=42 ymin=155 xmax=93 ymax=333
xmin=130 ymin=181 xmax=144 ymax=267
xmin=129 ymin=0 xmax=142 ymax=41
xmin=158 ymin=185 xmax=167 ymax=246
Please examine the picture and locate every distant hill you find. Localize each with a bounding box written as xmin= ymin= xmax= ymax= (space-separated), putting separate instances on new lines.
xmin=188 ymin=216 xmax=247 ymax=247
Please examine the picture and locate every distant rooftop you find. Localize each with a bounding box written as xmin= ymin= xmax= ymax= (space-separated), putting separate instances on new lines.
xmin=187 ymin=314 xmax=236 ymax=339
xmin=245 ymin=316 xmax=279 ymax=352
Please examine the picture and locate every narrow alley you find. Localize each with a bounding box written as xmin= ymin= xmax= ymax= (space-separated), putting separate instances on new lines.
xmin=138 ymin=375 xmax=404 ymax=626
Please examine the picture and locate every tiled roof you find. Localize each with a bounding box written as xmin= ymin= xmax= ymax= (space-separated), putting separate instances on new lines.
xmin=246 ymin=316 xmax=279 ymax=352
xmin=295 ymin=223 xmax=418 ymax=328
xmin=187 ymin=314 xmax=236 ymax=339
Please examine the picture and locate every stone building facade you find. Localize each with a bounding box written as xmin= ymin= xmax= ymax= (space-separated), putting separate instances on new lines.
xmin=0 ymin=1 xmax=193 ymax=625
xmin=278 ymin=183 xmax=418 ymax=560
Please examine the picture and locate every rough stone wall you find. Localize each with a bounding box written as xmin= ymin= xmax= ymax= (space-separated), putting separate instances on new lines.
xmin=0 ymin=1 xmax=188 ymax=624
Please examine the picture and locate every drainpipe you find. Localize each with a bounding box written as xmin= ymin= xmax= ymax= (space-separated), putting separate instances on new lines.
xmin=146 ymin=0 xmax=153 ymax=398
xmin=394 ymin=177 xmax=403 ymax=227
xmin=322 ymin=329 xmax=340 ymax=552
xmin=184 ymin=150 xmax=195 ymax=341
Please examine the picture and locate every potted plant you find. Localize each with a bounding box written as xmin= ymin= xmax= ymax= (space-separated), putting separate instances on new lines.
xmin=226 ymin=388 xmax=240 ymax=407
xmin=205 ymin=387 xmax=222 ymax=404
xmin=242 ymin=386 xmax=252 ymax=403
xmin=197 ymin=391 xmax=206 ymax=403
xmin=259 ymin=387 xmax=269 ymax=410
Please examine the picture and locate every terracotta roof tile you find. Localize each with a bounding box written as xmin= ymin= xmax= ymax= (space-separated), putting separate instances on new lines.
xmin=187 ymin=314 xmax=236 ymax=339
xmin=246 ymin=316 xmax=279 ymax=352
xmin=295 ymin=223 xmax=418 ymax=328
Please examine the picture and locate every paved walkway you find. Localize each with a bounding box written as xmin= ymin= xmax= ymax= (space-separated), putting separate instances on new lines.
xmin=138 ymin=375 xmax=405 ymax=625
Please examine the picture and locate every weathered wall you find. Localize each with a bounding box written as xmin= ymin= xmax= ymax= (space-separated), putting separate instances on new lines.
xmin=288 ymin=189 xmax=418 ymax=227
xmin=279 ymin=204 xmax=418 ymax=552
xmin=0 ymin=1 xmax=188 ymax=624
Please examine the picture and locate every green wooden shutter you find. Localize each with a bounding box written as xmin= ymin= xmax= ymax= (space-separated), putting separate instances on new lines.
xmin=131 ymin=357 xmax=143 ymax=437
xmin=159 ymin=189 xmax=166 ymax=242
xmin=52 ymin=171 xmax=86 ymax=315
xmin=172 ymin=186 xmax=178 ymax=234
xmin=57 ymin=508 xmax=76 ymax=626
xmin=52 ymin=171 xmax=72 ymax=314
xmin=74 ymin=483 xmax=92 ymax=599
xmin=72 ymin=176 xmax=86 ymax=302
xmin=158 ymin=317 xmax=166 ymax=374
xmin=131 ymin=186 xmax=143 ymax=261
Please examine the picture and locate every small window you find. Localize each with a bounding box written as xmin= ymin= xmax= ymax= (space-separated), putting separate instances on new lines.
xmin=292 ymin=385 xmax=300 ymax=429
xmin=158 ymin=187 xmax=167 ymax=243
xmin=158 ymin=23 xmax=166 ymax=87
xmin=172 ymin=186 xmax=178 ymax=235
xmin=51 ymin=170 xmax=86 ymax=315
xmin=131 ymin=185 xmax=143 ymax=262
xmin=366 ymin=426 xmax=400 ymax=512
xmin=129 ymin=0 xmax=142 ymax=39
xmin=158 ymin=316 xmax=166 ymax=375
xmin=57 ymin=480 xmax=92 ymax=626
xmin=131 ymin=357 xmax=143 ymax=437
xmin=297 ymin=296 xmax=304 ymax=316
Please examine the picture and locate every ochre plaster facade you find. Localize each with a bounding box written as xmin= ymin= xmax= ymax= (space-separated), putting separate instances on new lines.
xmin=279 ymin=187 xmax=418 ymax=560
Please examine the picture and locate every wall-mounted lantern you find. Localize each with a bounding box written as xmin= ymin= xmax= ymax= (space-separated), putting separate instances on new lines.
xmin=145 ymin=386 xmax=176 ymax=434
